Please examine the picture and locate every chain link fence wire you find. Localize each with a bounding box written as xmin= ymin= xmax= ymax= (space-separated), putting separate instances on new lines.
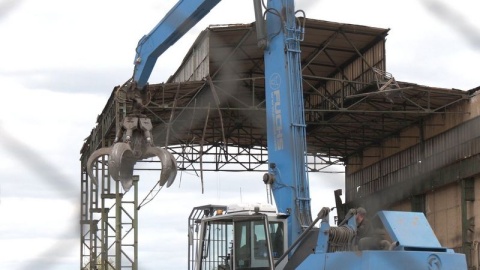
xmin=419 ymin=0 xmax=480 ymax=50
xmin=0 ymin=124 xmax=79 ymax=270
xmin=1 ymin=0 xmax=479 ymax=269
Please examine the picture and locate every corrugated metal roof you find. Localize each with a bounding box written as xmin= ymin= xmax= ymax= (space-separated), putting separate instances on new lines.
xmin=81 ymin=18 xmax=469 ymax=170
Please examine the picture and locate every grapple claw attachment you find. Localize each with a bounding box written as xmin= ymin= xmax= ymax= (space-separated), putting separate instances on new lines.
xmin=86 ymin=146 xmax=113 ymax=185
xmin=109 ymin=142 xmax=137 ymax=191
xmin=86 ymin=115 xmax=178 ymax=192
xmin=145 ymin=146 xmax=178 ymax=187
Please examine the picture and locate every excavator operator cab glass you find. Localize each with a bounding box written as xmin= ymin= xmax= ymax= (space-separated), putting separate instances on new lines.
xmin=234 ymin=219 xmax=284 ymax=270
xmin=196 ymin=214 xmax=285 ymax=270
xmin=198 ymin=220 xmax=233 ymax=270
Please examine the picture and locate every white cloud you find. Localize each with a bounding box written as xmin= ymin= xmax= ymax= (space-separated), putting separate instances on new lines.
xmin=0 ymin=197 xmax=78 ymax=269
xmin=0 ymin=76 xmax=106 ymax=182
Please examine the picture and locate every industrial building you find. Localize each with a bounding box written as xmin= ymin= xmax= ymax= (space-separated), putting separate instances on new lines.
xmin=80 ymin=18 xmax=480 ymax=268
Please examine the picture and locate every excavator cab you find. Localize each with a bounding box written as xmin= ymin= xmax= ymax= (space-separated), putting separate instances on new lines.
xmin=188 ymin=204 xmax=288 ymax=270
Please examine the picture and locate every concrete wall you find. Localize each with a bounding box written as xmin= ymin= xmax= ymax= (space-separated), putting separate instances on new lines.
xmin=348 ymin=90 xmax=480 ymax=173
xmin=425 ymin=183 xmax=462 ymax=250
xmin=470 ymin=175 xmax=480 ymax=268
xmin=389 ymin=199 xmax=410 ymax=212
xmin=425 ymin=91 xmax=480 ymax=139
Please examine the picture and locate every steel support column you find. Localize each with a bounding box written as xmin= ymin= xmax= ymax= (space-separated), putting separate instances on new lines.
xmin=461 ymin=178 xmax=475 ymax=268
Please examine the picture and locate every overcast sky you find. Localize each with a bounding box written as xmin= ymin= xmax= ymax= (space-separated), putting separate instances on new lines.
xmin=0 ymin=0 xmax=479 ymax=269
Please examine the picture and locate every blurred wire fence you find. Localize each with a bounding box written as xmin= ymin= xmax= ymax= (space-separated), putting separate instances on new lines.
xmin=0 ymin=0 xmax=479 ymax=269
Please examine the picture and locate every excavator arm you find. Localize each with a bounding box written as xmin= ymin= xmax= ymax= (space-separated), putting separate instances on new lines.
xmin=132 ymin=0 xmax=221 ymax=89
xmin=87 ymin=0 xmax=222 ymax=191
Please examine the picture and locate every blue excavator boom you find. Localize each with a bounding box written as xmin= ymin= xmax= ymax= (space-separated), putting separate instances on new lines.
xmin=132 ymin=0 xmax=221 ymax=89
xmin=87 ymin=0 xmax=221 ymax=193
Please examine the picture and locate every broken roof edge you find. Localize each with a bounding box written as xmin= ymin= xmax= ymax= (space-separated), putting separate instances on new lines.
xmin=397 ymin=81 xmax=470 ymax=95
xmin=165 ymin=17 xmax=390 ymax=84
xmin=300 ymin=17 xmax=390 ymax=35
xmin=165 ymin=22 xmax=256 ymax=84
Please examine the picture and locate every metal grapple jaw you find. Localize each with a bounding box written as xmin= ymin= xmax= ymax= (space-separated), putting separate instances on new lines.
xmin=86 ymin=116 xmax=177 ymax=191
